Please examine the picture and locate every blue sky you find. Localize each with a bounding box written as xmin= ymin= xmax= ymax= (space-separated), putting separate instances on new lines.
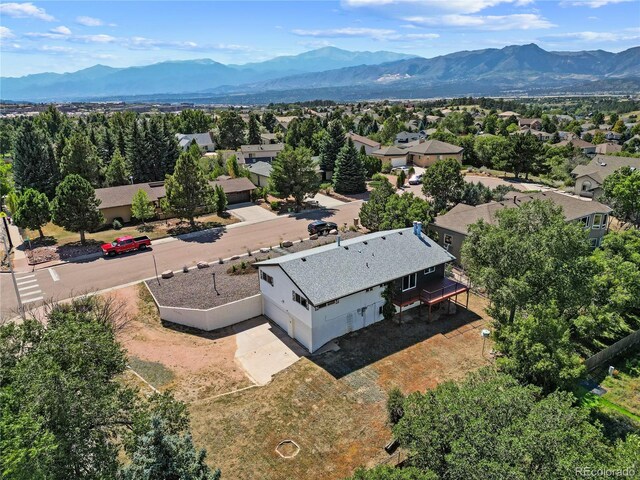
xmin=1 ymin=0 xmax=639 ymax=77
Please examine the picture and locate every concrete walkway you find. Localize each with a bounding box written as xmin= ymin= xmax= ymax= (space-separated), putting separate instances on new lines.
xmin=234 ymin=316 xmax=306 ymax=385
xmin=310 ymin=193 xmax=346 ymax=208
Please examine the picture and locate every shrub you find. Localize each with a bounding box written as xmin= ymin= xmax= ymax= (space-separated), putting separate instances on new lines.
xmin=112 ymin=219 xmax=122 ymax=230
xmin=270 ymin=201 xmax=280 ymax=211
xmin=319 ymin=182 xmax=332 ymax=194
xmin=408 ymin=167 xmax=415 ymax=177
xmin=381 ymin=163 xmax=392 ymax=174
xmin=387 ymin=387 xmax=405 ymax=425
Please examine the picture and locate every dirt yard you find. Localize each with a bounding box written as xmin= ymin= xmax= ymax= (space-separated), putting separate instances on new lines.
xmin=114 ymin=284 xmax=492 ymax=480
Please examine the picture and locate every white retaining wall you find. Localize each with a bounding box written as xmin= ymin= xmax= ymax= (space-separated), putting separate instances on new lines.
xmin=153 ymin=290 xmax=263 ymax=331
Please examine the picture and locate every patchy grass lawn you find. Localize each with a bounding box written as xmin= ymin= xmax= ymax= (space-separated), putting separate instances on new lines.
xmin=128 ymin=356 xmax=175 ymax=389
xmin=598 ymin=350 xmax=640 ymax=420
xmin=25 ymin=212 xmax=238 ymax=247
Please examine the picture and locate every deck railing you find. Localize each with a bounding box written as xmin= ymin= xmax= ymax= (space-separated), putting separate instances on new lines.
xmin=420 ymin=280 xmax=468 ymax=304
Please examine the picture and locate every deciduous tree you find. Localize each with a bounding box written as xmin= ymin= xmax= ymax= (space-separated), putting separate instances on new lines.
xmin=12 ymin=188 xmax=51 ymax=240
xmin=131 ymin=189 xmax=155 ymax=225
xmin=421 ymin=158 xmax=464 ymax=212
xmin=601 ymin=166 xmax=640 ymax=227
xmin=269 ymin=146 xmax=319 ymax=209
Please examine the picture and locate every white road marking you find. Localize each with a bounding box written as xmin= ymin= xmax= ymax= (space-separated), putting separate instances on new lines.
xmin=18 ymin=284 xmax=40 ymax=291
xmin=22 ymin=296 xmax=44 ymax=304
xmin=16 ymin=274 xmax=35 ymax=280
xmin=16 ymin=279 xmax=38 ymax=286
xmin=21 ymin=290 xmax=42 ymax=297
xmin=49 ymin=268 xmax=60 ymax=282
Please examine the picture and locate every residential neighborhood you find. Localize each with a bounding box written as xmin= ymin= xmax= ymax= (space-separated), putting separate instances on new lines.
xmin=1 ymin=5 xmax=640 ymax=475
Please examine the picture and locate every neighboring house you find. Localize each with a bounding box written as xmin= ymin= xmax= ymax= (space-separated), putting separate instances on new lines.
xmin=346 ymin=132 xmax=381 ymax=155
xmin=513 ymin=128 xmax=552 ymax=141
xmin=557 ymin=138 xmax=596 ymax=155
xmin=176 ymin=132 xmax=216 ymax=152
xmin=95 ymin=182 xmax=166 ymax=224
xmin=238 ymin=143 xmax=284 ymax=164
xmin=395 ymin=131 xmax=421 ymax=145
xmin=255 ymin=226 xmax=464 ymax=353
xmin=572 ymin=154 xmax=640 ymax=198
xmin=430 ymin=191 xmax=613 ymax=262
xmin=518 ymin=118 xmax=542 ymax=130
xmin=595 ymin=143 xmax=622 ymax=155
xmin=405 ymin=139 xmax=464 ymax=167
xmin=260 ymin=133 xmax=279 ymax=144
xmin=275 ymin=116 xmax=297 ymax=132
xmin=498 ymin=111 xmax=520 ymax=119
xmin=94 ymin=177 xmax=255 ymax=224
xmin=246 ymin=161 xmax=272 ymax=187
xmin=605 ymin=131 xmax=623 ymax=142
xmin=371 ymin=145 xmax=408 ymax=167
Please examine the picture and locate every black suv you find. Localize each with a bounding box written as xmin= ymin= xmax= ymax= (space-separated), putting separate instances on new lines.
xmin=308 ymin=220 xmax=337 ymax=235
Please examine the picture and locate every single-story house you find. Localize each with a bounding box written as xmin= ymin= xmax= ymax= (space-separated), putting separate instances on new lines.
xmin=237 ymin=143 xmax=284 ymax=164
xmin=260 ymin=133 xmax=279 ymax=144
xmin=605 ymin=131 xmax=623 ymax=142
xmin=176 ymin=132 xmax=216 ymax=152
xmin=275 ymin=116 xmax=296 ymax=132
xmin=595 ymin=143 xmax=622 ymax=155
xmin=557 ymin=138 xmax=596 ymax=155
xmin=95 ymin=177 xmax=255 ymax=224
xmin=395 ymin=131 xmax=422 ymax=145
xmin=255 ymin=226 xmax=464 ymax=353
xmin=405 ymin=139 xmax=464 ymax=167
xmin=513 ymin=128 xmax=552 ymax=141
xmin=371 ymin=145 xmax=408 ymax=167
xmin=519 ymin=118 xmax=542 ymax=130
xmin=430 ymin=191 xmax=613 ymax=262
xmin=346 ymin=132 xmax=381 ymax=155
xmin=246 ymin=161 xmax=272 ymax=187
xmin=498 ymin=111 xmax=520 ymax=119
xmin=571 ymin=154 xmax=640 ymax=198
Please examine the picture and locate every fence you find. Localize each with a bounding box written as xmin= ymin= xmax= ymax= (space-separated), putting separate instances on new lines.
xmin=584 ymin=329 xmax=640 ymax=371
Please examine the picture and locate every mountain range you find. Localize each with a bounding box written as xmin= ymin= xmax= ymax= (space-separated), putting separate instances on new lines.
xmin=2 ymin=44 xmax=639 ymax=103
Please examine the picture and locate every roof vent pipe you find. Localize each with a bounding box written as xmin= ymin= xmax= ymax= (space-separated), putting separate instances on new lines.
xmin=413 ymin=221 xmax=418 ymax=236
xmin=416 ymin=222 xmax=422 ymax=235
xmin=337 ymin=235 xmax=341 ymax=247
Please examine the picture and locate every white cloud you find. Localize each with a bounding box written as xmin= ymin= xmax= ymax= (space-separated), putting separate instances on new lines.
xmin=292 ymin=27 xmax=397 ymax=40
xmin=405 ymin=13 xmax=555 ymax=30
xmin=544 ymin=29 xmax=640 ymax=42
xmin=342 ymin=0 xmax=534 ymax=14
xmin=0 ymin=26 xmax=15 ymax=39
xmin=76 ymin=16 xmax=104 ymax=27
xmin=51 ymin=26 xmax=72 ymax=35
xmin=74 ymin=34 xmax=116 ymax=43
xmin=404 ymin=33 xmax=440 ymax=39
xmin=561 ymin=0 xmax=634 ymax=7
xmin=0 ymin=2 xmax=55 ymax=21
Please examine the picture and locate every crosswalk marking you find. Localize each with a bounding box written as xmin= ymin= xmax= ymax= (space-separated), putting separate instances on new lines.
xmin=16 ymin=274 xmax=35 ymax=280
xmin=21 ymin=290 xmax=42 ymax=297
xmin=49 ymin=268 xmax=60 ymax=282
xmin=18 ymin=284 xmax=40 ymax=291
xmin=22 ymin=296 xmax=44 ymax=304
xmin=17 ymin=279 xmax=38 ymax=286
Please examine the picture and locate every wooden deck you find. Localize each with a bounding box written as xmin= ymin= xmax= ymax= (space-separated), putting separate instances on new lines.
xmin=392 ymin=277 xmax=470 ymax=321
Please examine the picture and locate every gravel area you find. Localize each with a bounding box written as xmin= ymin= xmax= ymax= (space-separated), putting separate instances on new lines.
xmin=26 ymin=242 xmax=102 ymax=264
xmin=146 ymin=253 xmax=280 ymax=310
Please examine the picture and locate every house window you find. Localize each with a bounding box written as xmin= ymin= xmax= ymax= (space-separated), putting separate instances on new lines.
xmin=592 ymin=214 xmax=607 ymax=229
xmin=581 ymin=180 xmax=592 ymax=192
xmin=424 ymin=266 xmax=435 ymax=275
xmin=402 ymin=273 xmax=417 ymax=292
xmin=579 ymin=216 xmax=591 ymax=229
xmin=260 ymin=271 xmax=274 ymax=286
xmin=292 ymin=291 xmax=308 ymax=310
xmin=315 ymin=299 xmax=338 ymax=310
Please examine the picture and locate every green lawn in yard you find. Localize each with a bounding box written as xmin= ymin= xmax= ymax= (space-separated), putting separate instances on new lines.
xmin=128 ymin=356 xmax=175 ymax=389
xmin=25 ymin=222 xmax=169 ymax=246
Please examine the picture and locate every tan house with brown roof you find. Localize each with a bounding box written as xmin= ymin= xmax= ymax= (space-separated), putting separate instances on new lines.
xmin=595 ymin=143 xmax=622 ymax=155
xmin=405 ymin=139 xmax=463 ymax=167
xmin=346 ymin=132 xmax=381 ymax=155
xmin=371 ymin=145 xmax=407 ymax=167
xmin=572 ymin=154 xmax=640 ymax=198
xmin=430 ymin=191 xmax=612 ymax=263
xmin=94 ymin=178 xmax=255 ymax=224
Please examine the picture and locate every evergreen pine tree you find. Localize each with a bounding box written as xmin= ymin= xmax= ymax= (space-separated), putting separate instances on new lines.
xmin=319 ymin=120 xmax=345 ymax=173
xmin=12 ymin=119 xmax=60 ymax=199
xmin=100 ymin=127 xmax=115 ymax=165
xmin=162 ymin=115 xmax=180 ymax=176
xmin=60 ymin=131 xmax=103 ymax=187
xmin=105 ymin=151 xmax=130 ymax=186
xmin=126 ymin=120 xmax=147 ymax=184
xmin=332 ymin=138 xmax=366 ymax=194
xmin=145 ymin=116 xmax=166 ymax=181
xmin=247 ymin=114 xmax=261 ymax=145
xmin=51 ymin=174 xmax=104 ymax=244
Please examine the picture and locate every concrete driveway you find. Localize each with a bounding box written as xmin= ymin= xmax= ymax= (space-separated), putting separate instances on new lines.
xmin=233 ymin=316 xmax=306 ymax=385
xmin=310 ymin=193 xmax=346 ymax=208
xmin=227 ymin=202 xmax=277 ymax=224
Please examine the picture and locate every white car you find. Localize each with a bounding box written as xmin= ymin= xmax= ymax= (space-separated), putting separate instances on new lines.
xmin=408 ymin=174 xmax=423 ymax=185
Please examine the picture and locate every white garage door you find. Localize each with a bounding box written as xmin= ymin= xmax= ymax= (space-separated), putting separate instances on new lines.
xmin=263 ymin=297 xmax=291 ymax=333
xmin=263 ymin=297 xmax=312 ymax=352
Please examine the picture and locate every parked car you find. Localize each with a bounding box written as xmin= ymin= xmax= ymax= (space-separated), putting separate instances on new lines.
xmin=308 ymin=221 xmax=337 ymax=235
xmin=392 ymin=166 xmax=410 ymax=174
xmin=408 ymin=174 xmax=423 ymax=185
xmin=101 ymin=235 xmax=151 ymax=256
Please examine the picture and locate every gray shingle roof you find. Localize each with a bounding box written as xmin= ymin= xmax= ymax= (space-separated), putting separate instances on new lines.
xmin=406 ymin=139 xmax=463 ymax=155
xmin=571 ymin=155 xmax=640 ymax=184
xmin=247 ymin=161 xmax=273 ymax=177
xmin=255 ymin=228 xmax=455 ymax=305
xmin=176 ymin=132 xmax=214 ymax=148
xmin=433 ymin=191 xmax=612 ymax=235
xmin=240 ymin=143 xmax=284 ymax=154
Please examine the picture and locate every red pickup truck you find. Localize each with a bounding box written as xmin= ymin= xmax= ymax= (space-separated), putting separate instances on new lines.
xmin=101 ymin=235 xmax=151 ymax=256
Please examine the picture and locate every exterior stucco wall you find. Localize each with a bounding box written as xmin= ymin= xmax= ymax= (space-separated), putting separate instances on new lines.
xmin=409 ymin=152 xmax=463 ymax=167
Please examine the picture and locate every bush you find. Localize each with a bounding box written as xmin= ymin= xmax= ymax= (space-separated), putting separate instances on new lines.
xmin=387 ymin=387 xmax=405 ymax=425
xmin=319 ymin=182 xmax=332 ymax=194
xmin=112 ymin=219 xmax=122 ymax=230
xmin=270 ymin=200 xmax=280 ymax=211
xmin=408 ymin=167 xmax=415 ymax=177
xmin=381 ymin=163 xmax=392 ymax=174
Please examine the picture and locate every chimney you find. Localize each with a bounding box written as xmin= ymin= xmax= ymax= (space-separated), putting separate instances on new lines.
xmin=337 ymin=235 xmax=341 ymax=247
